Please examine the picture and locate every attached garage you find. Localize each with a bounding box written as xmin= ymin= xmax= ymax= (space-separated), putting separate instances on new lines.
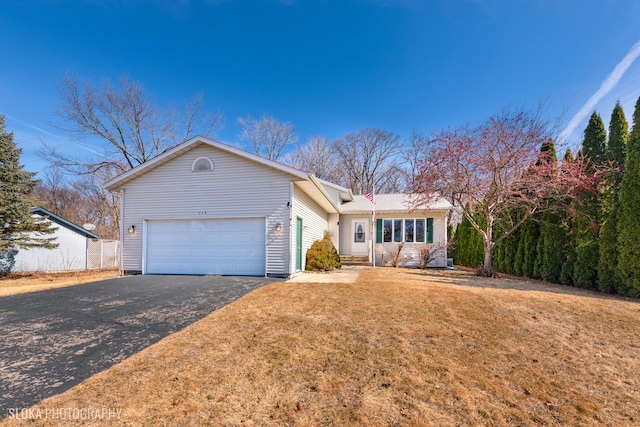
xmin=145 ymin=218 xmax=266 ymax=276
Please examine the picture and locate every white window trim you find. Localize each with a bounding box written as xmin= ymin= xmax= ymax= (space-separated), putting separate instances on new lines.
xmin=382 ymin=218 xmax=432 ymax=244
xmin=192 ymin=157 xmax=214 ymax=172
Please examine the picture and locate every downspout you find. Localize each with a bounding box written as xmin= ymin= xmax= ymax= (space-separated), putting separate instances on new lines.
xmin=289 ymin=182 xmax=294 ymax=277
xmin=119 ymin=188 xmax=125 ymax=276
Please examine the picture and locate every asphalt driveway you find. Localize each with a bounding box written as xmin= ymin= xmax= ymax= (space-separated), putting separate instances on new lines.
xmin=0 ymin=274 xmax=276 ymax=416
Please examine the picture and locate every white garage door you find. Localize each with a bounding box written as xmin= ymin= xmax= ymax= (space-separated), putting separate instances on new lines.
xmin=146 ymin=218 xmax=265 ymax=276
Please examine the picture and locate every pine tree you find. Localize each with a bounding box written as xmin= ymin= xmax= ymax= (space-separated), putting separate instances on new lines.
xmin=0 ymin=115 xmax=57 ymax=255
xmin=573 ymin=113 xmax=606 ymax=289
xmin=618 ymin=96 xmax=640 ymax=296
xmin=598 ymin=102 xmax=628 ymax=293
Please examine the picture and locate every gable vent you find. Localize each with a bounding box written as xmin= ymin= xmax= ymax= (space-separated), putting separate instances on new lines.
xmin=192 ymin=157 xmax=214 ymax=172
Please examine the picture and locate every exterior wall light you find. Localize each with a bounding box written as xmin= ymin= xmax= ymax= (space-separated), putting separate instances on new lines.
xmin=128 ymin=225 xmax=136 ymax=234
xmin=275 ymin=222 xmax=283 ymax=233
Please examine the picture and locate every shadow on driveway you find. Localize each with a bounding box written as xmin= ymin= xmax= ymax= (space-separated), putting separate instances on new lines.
xmin=0 ymin=274 xmax=276 ymax=416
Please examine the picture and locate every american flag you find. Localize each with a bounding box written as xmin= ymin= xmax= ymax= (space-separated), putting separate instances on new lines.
xmin=365 ymin=192 xmax=375 ymax=204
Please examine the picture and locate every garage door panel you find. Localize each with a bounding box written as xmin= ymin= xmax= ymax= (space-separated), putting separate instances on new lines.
xmin=146 ymin=218 xmax=265 ymax=276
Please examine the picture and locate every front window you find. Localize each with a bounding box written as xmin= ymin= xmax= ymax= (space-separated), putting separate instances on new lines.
xmin=378 ymin=218 xmax=433 ymax=243
xmin=383 ymin=219 xmax=392 ymax=242
xmin=393 ymin=219 xmax=403 ymax=242
xmin=416 ymin=219 xmax=425 ymax=242
xmin=405 ymin=219 xmax=414 ymax=242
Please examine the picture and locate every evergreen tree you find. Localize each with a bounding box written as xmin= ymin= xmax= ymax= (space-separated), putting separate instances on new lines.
xmin=581 ymin=112 xmax=607 ymax=165
xmin=514 ymin=219 xmax=540 ymax=277
xmin=0 ymin=116 xmax=57 ymax=255
xmin=500 ymin=230 xmax=519 ymax=275
xmin=453 ymin=216 xmax=471 ymax=266
xmin=538 ymin=212 xmax=569 ymax=283
xmin=493 ymin=219 xmax=518 ymax=274
xmin=559 ymin=149 xmax=576 ymax=286
xmin=453 ymin=204 xmax=484 ymax=267
xmin=618 ymin=96 xmax=640 ymax=296
xmin=572 ymin=113 xmax=606 ymax=289
xmin=598 ymin=102 xmax=628 ymax=293
xmin=533 ymin=140 xmax=559 ymax=281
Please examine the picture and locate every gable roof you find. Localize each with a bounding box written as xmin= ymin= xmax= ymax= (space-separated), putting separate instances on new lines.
xmin=102 ymin=136 xmax=347 ymax=214
xmin=103 ymin=136 xmax=312 ymax=191
xmin=339 ymin=194 xmax=454 ymax=214
xmin=31 ymin=207 xmax=100 ymax=239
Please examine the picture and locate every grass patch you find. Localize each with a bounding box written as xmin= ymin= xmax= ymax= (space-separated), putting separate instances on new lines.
xmin=0 ymin=269 xmax=118 ymax=297
xmin=3 ymin=268 xmax=640 ymax=425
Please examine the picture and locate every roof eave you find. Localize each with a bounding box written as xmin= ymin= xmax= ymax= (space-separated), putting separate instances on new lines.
xmin=31 ymin=207 xmax=100 ymax=238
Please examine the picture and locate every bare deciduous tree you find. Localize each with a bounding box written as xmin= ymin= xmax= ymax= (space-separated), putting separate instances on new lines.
xmin=401 ymin=129 xmax=429 ymax=191
xmin=282 ymin=135 xmax=339 ymax=181
xmin=41 ymin=74 xmax=224 ymax=174
xmin=32 ymin=166 xmax=120 ymax=240
xmin=332 ymin=128 xmax=403 ymax=194
xmin=237 ymin=114 xmax=297 ymax=161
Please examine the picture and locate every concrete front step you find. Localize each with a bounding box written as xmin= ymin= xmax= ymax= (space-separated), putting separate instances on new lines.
xmin=340 ymin=256 xmax=371 ymax=266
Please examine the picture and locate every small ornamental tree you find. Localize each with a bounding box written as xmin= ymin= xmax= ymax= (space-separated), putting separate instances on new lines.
xmin=0 ymin=115 xmax=57 ymax=255
xmin=305 ymin=233 xmax=341 ymax=271
xmin=413 ymin=107 xmax=596 ymax=276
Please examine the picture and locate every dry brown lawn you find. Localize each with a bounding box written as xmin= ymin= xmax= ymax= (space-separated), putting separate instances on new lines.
xmin=0 ymin=269 xmax=119 ymax=297
xmin=2 ymin=268 xmax=640 ymax=426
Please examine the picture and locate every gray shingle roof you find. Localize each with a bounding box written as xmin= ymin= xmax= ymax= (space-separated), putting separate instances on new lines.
xmin=339 ymin=193 xmax=454 ymax=214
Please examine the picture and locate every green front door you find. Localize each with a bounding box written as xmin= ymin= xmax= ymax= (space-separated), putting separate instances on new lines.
xmin=296 ymin=217 xmax=303 ymax=270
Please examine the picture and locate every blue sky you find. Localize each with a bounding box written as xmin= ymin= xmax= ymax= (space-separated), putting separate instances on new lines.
xmin=1 ymin=0 xmax=640 ymax=176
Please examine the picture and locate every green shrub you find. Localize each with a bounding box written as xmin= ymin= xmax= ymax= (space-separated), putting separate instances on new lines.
xmin=305 ymin=232 xmax=341 ymax=271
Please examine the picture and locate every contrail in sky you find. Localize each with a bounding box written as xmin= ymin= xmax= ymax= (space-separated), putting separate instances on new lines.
xmin=558 ymin=39 xmax=640 ymax=146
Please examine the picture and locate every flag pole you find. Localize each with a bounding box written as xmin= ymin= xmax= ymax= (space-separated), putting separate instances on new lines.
xmin=372 ymin=185 xmax=376 ymax=268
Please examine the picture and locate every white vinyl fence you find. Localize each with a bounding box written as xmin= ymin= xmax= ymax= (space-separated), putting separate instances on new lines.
xmin=87 ymin=239 xmax=120 ymax=270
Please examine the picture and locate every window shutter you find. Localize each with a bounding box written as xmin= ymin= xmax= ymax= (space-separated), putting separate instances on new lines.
xmin=376 ymin=219 xmax=383 ymax=243
xmin=427 ymin=218 xmax=434 ymax=243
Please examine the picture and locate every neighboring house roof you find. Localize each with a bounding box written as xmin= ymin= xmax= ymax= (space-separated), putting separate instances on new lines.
xmin=339 ymin=194 xmax=454 ymax=214
xmin=31 ymin=207 xmax=100 ymax=239
xmin=102 ymin=136 xmax=345 ymax=214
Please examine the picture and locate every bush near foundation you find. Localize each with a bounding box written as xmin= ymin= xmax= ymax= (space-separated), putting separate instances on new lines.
xmin=305 ymin=233 xmax=341 ymax=271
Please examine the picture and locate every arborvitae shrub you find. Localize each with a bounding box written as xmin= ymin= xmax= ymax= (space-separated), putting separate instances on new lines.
xmin=305 ymin=232 xmax=341 ymax=271
xmin=618 ymin=96 xmax=640 ymax=296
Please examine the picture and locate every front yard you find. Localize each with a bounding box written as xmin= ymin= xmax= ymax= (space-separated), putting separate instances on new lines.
xmin=2 ymin=268 xmax=639 ymax=426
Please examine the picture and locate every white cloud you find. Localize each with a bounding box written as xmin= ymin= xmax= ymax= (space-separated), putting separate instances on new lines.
xmin=558 ymin=39 xmax=640 ymax=147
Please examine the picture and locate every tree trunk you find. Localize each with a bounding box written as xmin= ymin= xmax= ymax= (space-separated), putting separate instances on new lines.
xmin=481 ymin=242 xmax=495 ymax=276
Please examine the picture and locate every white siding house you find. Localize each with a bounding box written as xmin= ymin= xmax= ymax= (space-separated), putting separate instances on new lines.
xmin=338 ymin=194 xmax=453 ymax=268
xmin=104 ymin=136 xmax=453 ymax=277
xmin=1 ymin=207 xmax=100 ymax=273
xmin=104 ymin=138 xmax=339 ymax=277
